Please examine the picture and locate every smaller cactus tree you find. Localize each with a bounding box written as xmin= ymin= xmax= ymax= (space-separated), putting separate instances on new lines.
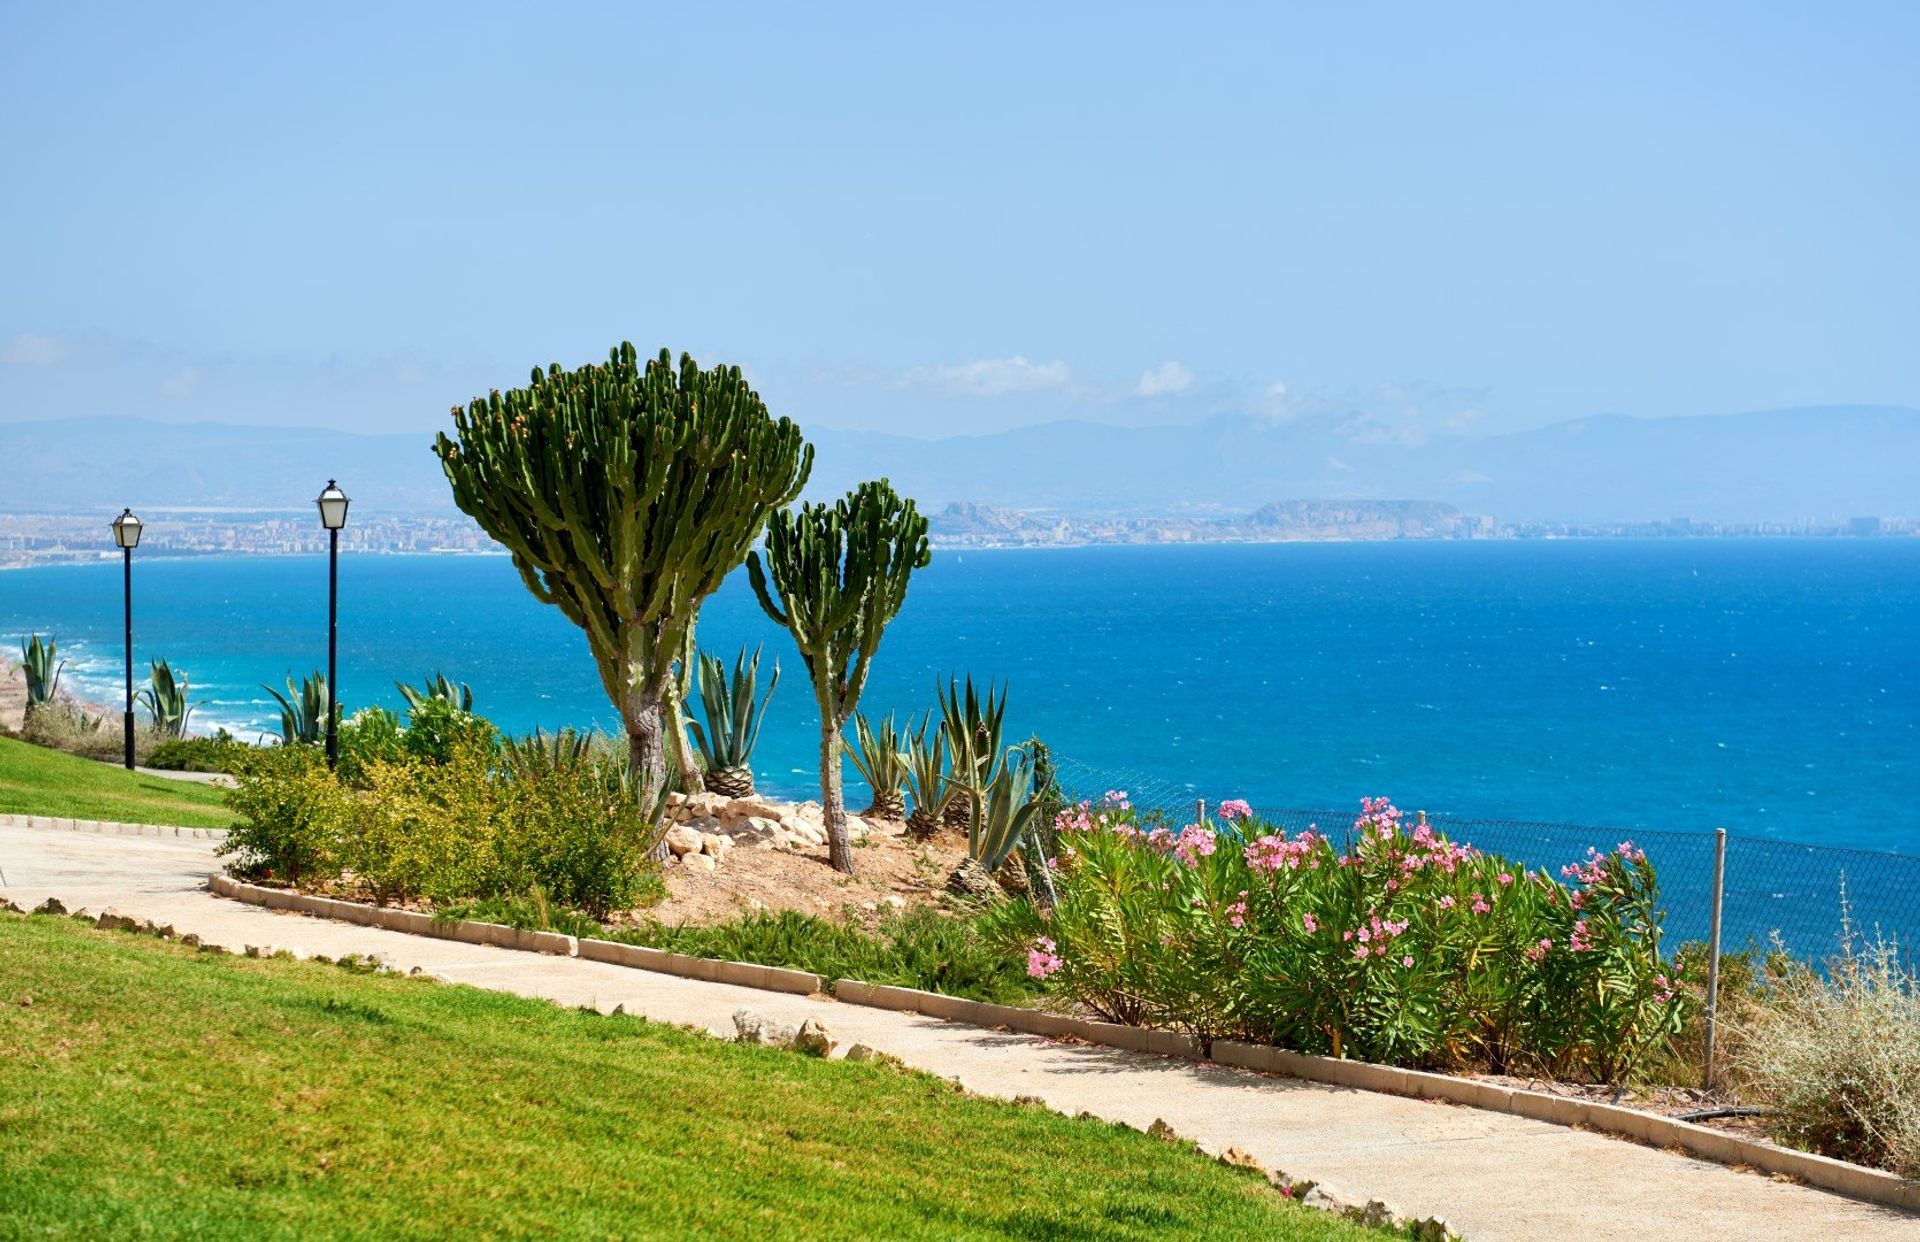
xmin=17 ymin=635 xmax=65 ymax=717
xmin=748 ymin=479 xmax=931 ymax=873
xmin=688 ymin=645 xmax=779 ymax=798
xmin=848 ymin=711 xmax=910 ymax=819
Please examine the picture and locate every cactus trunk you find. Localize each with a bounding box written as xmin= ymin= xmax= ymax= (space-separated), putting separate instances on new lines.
xmin=818 ymin=697 xmax=852 ymax=874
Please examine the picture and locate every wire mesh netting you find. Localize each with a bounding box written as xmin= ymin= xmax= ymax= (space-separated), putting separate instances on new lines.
xmin=1047 ymin=754 xmax=1920 ymax=964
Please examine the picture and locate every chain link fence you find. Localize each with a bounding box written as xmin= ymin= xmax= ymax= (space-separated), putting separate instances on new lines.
xmin=1046 ymin=755 xmax=1920 ymax=965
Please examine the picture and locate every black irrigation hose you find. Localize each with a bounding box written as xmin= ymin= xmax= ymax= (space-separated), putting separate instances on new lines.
xmin=1674 ymin=1106 xmax=1772 ymax=1123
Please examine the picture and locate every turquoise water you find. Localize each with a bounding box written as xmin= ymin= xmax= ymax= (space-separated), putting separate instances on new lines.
xmin=4 ymin=540 xmax=1916 ymax=852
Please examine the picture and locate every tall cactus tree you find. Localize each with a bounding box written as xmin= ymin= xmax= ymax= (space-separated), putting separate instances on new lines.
xmin=435 ymin=344 xmax=811 ymax=818
xmin=748 ymin=479 xmax=931 ymax=873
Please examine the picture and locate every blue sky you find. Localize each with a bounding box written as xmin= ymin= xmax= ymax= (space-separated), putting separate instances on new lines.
xmin=2 ymin=2 xmax=1915 ymax=438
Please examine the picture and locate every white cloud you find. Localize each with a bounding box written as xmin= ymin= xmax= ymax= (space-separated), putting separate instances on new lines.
xmin=1264 ymin=379 xmax=1288 ymax=399
xmin=898 ymin=355 xmax=1072 ymax=397
xmin=1136 ymin=359 xmax=1194 ymax=397
xmin=159 ymin=367 xmax=202 ymax=398
xmin=1 ymin=333 xmax=72 ymax=366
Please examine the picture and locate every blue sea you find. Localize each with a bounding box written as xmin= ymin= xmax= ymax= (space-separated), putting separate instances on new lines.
xmin=5 ymin=540 xmax=1917 ymax=854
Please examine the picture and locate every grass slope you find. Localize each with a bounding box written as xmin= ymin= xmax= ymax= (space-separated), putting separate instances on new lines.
xmin=0 ymin=735 xmax=230 ymax=828
xmin=0 ymin=915 xmax=1384 ymax=1241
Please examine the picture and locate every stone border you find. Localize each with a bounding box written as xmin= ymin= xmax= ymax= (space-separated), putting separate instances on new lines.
xmin=207 ymin=875 xmax=825 ymax=994
xmin=197 ymin=870 xmax=1918 ymax=1217
xmin=824 ymin=978 xmax=1917 ymax=1214
xmin=0 ymin=812 xmax=226 ymax=839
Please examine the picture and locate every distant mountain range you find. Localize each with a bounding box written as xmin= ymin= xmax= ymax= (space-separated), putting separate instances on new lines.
xmin=1 ymin=405 xmax=1914 ymax=525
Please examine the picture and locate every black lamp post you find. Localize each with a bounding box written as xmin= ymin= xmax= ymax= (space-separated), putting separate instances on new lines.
xmin=110 ymin=508 xmax=144 ymax=770
xmin=316 ymin=480 xmax=350 ymax=767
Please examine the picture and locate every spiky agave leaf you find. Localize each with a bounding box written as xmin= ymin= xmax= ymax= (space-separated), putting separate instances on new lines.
xmin=263 ymin=672 xmax=330 ymax=746
xmin=848 ymin=711 xmax=910 ymax=818
xmin=687 ymin=646 xmax=779 ymax=780
xmin=136 ymin=659 xmax=196 ymax=738
xmin=18 ymin=634 xmax=65 ymax=710
xmin=968 ymin=752 xmax=1041 ymax=873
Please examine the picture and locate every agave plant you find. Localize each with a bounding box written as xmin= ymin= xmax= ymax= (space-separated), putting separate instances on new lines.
xmin=848 ymin=711 xmax=910 ymax=820
xmin=688 ymin=646 xmax=779 ymax=798
xmin=395 ymin=672 xmax=473 ymax=713
xmin=502 ymin=726 xmax=595 ymax=779
xmin=968 ymin=752 xmax=1041 ymax=872
xmin=903 ymin=709 xmax=950 ymax=839
xmin=17 ymin=634 xmax=65 ymax=715
xmin=263 ymin=672 xmax=331 ymax=746
xmin=136 ymin=659 xmax=196 ymax=738
xmin=936 ymin=674 xmax=1007 ymax=828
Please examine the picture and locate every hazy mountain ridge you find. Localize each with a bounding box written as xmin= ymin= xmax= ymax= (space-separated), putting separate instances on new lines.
xmin=2 ymin=405 xmax=1914 ymax=525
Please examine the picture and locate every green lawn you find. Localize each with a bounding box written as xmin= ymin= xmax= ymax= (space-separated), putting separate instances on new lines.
xmin=0 ymin=915 xmax=1383 ymax=1241
xmin=0 ymin=735 xmax=231 ymax=828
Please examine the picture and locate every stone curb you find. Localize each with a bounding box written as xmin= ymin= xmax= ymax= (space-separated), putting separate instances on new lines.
xmin=205 ymin=876 xmax=824 ymax=991
xmin=197 ymin=869 xmax=1919 ymax=1218
xmin=208 ymin=876 xmax=576 ymax=956
xmin=1198 ymin=1041 xmax=1920 ymax=1215
xmin=0 ymin=812 xmax=226 ymax=839
xmin=578 ymin=938 xmax=825 ymax=995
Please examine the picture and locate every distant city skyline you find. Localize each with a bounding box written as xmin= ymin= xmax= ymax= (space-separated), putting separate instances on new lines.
xmin=3 ymin=3 xmax=1917 ymax=443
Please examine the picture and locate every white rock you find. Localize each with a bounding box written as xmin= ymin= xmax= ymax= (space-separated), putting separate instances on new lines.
xmin=702 ymin=833 xmax=732 ymax=859
xmin=663 ymin=824 xmax=703 ymax=857
xmin=680 ymin=851 xmax=716 ymax=874
xmin=732 ymin=1008 xmax=797 ymax=1047
xmin=883 ymin=895 xmax=907 ymax=910
xmin=723 ymin=796 xmax=786 ymax=822
xmin=793 ymin=1017 xmax=836 ymax=1057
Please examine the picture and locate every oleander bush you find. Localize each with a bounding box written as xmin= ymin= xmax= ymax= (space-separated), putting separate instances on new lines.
xmin=986 ymin=795 xmax=1686 ymax=1084
xmin=1731 ymin=932 xmax=1920 ymax=1177
xmin=223 ymin=713 xmax=662 ymax=917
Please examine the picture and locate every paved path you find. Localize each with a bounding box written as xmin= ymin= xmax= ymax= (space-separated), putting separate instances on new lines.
xmin=4 ymin=821 xmax=1915 ymax=1242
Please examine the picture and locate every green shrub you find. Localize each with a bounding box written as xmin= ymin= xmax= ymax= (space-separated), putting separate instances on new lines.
xmin=345 ymin=742 xmax=498 ymax=905
xmin=401 ymin=696 xmax=497 ymax=766
xmin=337 ymin=707 xmax=406 ymax=785
xmin=147 ymin=730 xmax=249 ymax=773
xmin=987 ymin=796 xmax=1685 ymax=1083
xmin=1732 ymin=933 xmax=1920 ymax=1176
xmin=227 ymin=725 xmax=661 ymax=918
xmin=221 ymin=746 xmax=348 ymax=885
xmin=625 ymin=908 xmax=1037 ymax=1004
xmin=489 ymin=747 xmax=661 ymax=915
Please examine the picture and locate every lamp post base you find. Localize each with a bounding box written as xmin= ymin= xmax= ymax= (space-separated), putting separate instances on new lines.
xmin=123 ymin=710 xmax=136 ymax=770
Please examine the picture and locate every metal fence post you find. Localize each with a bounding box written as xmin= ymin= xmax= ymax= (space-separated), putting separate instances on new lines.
xmin=1196 ymin=799 xmax=1206 ymax=828
xmin=1703 ymin=827 xmax=1728 ymax=1090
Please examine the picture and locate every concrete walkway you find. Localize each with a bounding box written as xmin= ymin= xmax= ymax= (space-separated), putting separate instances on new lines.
xmin=4 ymin=821 xmax=1915 ymax=1242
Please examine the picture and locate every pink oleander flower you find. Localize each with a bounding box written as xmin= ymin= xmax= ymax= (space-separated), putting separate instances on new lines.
xmin=1354 ymin=945 xmax=1371 ymax=960
xmin=1437 ymin=895 xmax=1456 ymax=910
xmin=1026 ymin=937 xmax=1063 ymax=980
xmin=1569 ymin=919 xmax=1593 ymax=953
xmin=1246 ymin=830 xmax=1322 ymax=874
xmin=1102 ymin=789 xmax=1131 ymax=809
xmin=1302 ymin=913 xmax=1318 ymax=933
xmin=1218 ymin=798 xmax=1254 ymax=821
xmin=1525 ymin=938 xmax=1551 ymax=963
xmin=1471 ymin=894 xmax=1491 ymax=915
xmin=1402 ymin=955 xmax=1414 ymax=968
xmin=1225 ymin=897 xmax=1248 ymax=929
xmin=1496 ymin=872 xmax=1514 ymax=887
